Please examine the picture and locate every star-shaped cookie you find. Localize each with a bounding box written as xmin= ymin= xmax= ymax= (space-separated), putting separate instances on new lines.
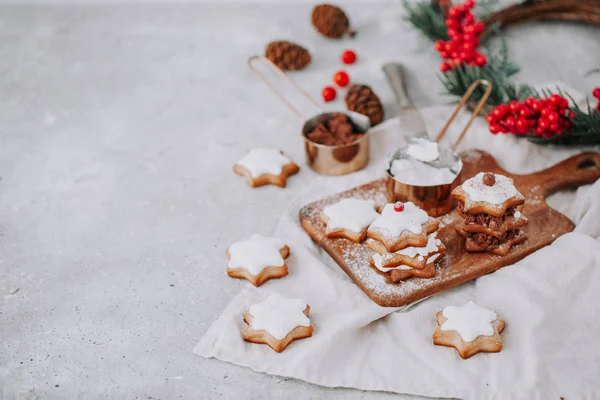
xmin=233 ymin=148 xmax=299 ymax=188
xmin=456 ymin=226 xmax=527 ymax=255
xmin=242 ymin=293 xmax=313 ymax=353
xmin=367 ymin=233 xmax=446 ymax=283
xmin=226 ymin=234 xmax=290 ymax=287
xmin=367 ymin=202 xmax=439 ymax=253
xmin=319 ymin=198 xmax=379 ymax=243
xmin=452 ymin=172 xmax=525 ymax=217
xmin=432 ymin=301 xmax=506 ymax=359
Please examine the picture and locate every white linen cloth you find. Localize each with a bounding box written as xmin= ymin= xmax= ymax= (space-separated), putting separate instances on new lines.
xmin=195 ymin=85 xmax=600 ymax=399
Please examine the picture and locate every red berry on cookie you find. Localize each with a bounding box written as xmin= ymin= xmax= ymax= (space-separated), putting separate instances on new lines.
xmin=393 ymin=202 xmax=405 ymax=212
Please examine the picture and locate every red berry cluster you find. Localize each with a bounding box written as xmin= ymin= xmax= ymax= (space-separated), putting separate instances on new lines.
xmin=322 ymin=50 xmax=358 ymax=102
xmin=486 ymin=94 xmax=573 ymax=138
xmin=593 ymin=87 xmax=600 ymax=111
xmin=434 ymin=0 xmax=486 ymax=72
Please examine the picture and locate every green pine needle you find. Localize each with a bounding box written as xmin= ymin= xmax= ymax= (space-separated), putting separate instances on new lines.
xmin=403 ymin=0 xmax=449 ymax=42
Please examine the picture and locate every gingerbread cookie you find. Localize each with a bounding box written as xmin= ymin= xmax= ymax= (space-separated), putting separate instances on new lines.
xmin=458 ymin=207 xmax=528 ymax=238
xmin=432 ymin=301 xmax=505 ymax=359
xmin=226 ymin=234 xmax=290 ymax=287
xmin=242 ymin=293 xmax=313 ymax=353
xmin=366 ymin=232 xmax=446 ymax=270
xmin=367 ymin=202 xmax=439 ymax=253
xmin=372 ymin=254 xmax=437 ymax=283
xmin=453 ymin=172 xmax=528 ymax=255
xmin=457 ymin=226 xmax=527 ymax=255
xmin=452 ymin=172 xmax=525 ymax=217
xmin=234 ymin=148 xmax=299 ymax=188
xmin=319 ymin=198 xmax=379 ymax=243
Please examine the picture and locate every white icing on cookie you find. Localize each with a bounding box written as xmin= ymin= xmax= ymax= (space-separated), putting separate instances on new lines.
xmin=396 ymin=232 xmax=440 ymax=258
xmin=248 ymin=293 xmax=310 ymax=340
xmin=237 ymin=148 xmax=292 ymax=178
xmin=372 ymin=254 xmax=412 ymax=272
xmin=441 ymin=301 xmax=497 ymax=342
xmin=514 ymin=211 xmax=521 ymax=219
xmin=427 ymin=253 xmax=441 ymax=264
xmin=462 ymin=172 xmax=518 ymax=205
xmin=369 ymin=202 xmax=430 ymax=237
xmin=407 ymin=138 xmax=440 ymax=162
xmin=228 ymin=234 xmax=285 ymax=275
xmin=323 ymin=198 xmax=379 ymax=233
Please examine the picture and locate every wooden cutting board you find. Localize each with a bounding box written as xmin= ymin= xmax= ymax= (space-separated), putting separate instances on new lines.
xmin=299 ymin=150 xmax=600 ymax=307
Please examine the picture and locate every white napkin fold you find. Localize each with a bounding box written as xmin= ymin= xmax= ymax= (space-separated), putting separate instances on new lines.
xmin=196 ymin=83 xmax=600 ymax=399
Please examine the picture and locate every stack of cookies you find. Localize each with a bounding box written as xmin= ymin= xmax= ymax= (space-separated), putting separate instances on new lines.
xmin=452 ymin=172 xmax=528 ymax=255
xmin=364 ymin=201 xmax=446 ymax=283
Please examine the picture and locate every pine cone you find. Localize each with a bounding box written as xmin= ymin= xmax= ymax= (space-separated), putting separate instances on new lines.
xmin=311 ymin=4 xmax=355 ymax=39
xmin=265 ymin=41 xmax=311 ymax=71
xmin=345 ymin=85 xmax=384 ymax=126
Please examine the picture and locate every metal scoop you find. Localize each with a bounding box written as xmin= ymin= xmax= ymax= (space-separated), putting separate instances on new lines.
xmin=248 ymin=56 xmax=371 ymax=176
xmin=382 ymin=62 xmax=493 ymax=216
xmin=382 ymin=63 xmax=462 ymax=173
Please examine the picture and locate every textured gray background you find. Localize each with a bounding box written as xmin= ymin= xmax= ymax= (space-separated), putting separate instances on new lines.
xmin=0 ymin=2 xmax=599 ymax=399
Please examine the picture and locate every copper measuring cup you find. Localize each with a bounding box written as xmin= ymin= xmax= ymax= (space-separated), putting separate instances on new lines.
xmin=385 ymin=79 xmax=493 ymax=217
xmin=248 ymin=56 xmax=371 ymax=176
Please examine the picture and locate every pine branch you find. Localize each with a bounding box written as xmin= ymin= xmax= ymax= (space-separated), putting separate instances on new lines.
xmin=403 ymin=0 xmax=449 ymax=42
xmin=585 ymin=68 xmax=600 ymax=77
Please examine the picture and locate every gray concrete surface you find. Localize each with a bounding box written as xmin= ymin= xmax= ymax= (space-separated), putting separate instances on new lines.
xmin=0 ymin=2 xmax=599 ymax=399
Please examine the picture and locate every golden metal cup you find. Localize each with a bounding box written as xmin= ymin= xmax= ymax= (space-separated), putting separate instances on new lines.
xmin=385 ymin=79 xmax=492 ymax=216
xmin=301 ymin=111 xmax=370 ymax=176
xmin=385 ymin=166 xmax=462 ymax=217
xmin=248 ymin=56 xmax=372 ymax=176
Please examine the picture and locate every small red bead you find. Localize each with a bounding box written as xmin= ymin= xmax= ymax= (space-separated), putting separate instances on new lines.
xmin=540 ymin=107 xmax=552 ymax=118
xmin=434 ymin=40 xmax=445 ymax=52
xmin=440 ymin=62 xmax=452 ymax=72
xmin=341 ymin=50 xmax=357 ymax=65
xmin=462 ymin=42 xmax=475 ymax=53
xmin=393 ymin=202 xmax=405 ymax=212
xmin=445 ymin=42 xmax=455 ymax=52
xmin=463 ymin=24 xmax=476 ymax=35
xmin=464 ymin=0 xmax=475 ymax=9
xmin=333 ymin=70 xmax=350 ymax=87
xmin=509 ymin=100 xmax=521 ymax=113
xmin=492 ymin=107 xmax=505 ymax=119
xmin=473 ymin=22 xmax=485 ymax=34
xmin=515 ymin=118 xmax=529 ymax=134
xmin=485 ymin=114 xmax=495 ymax=123
xmin=538 ymin=118 xmax=550 ymax=130
xmin=322 ymin=86 xmax=336 ymax=102
xmin=448 ymin=7 xmax=461 ymax=18
xmin=489 ymin=123 xmax=501 ymax=134
xmin=592 ymin=87 xmax=600 ymax=99
xmin=525 ymin=97 xmax=536 ymax=108
xmin=559 ymin=98 xmax=569 ymax=109
xmin=474 ymin=54 xmax=487 ymax=66
xmin=447 ymin=28 xmax=460 ymax=39
xmin=446 ymin=18 xmax=460 ymax=28
xmin=547 ymin=112 xmax=559 ymax=123
xmin=463 ymin=13 xmax=475 ymax=25
xmin=519 ymin=107 xmax=531 ymax=118
xmin=549 ymin=94 xmax=563 ymax=106
xmin=504 ymin=115 xmax=516 ymax=127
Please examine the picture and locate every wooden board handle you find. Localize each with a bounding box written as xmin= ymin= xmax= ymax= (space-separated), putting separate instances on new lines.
xmin=525 ymin=152 xmax=600 ymax=197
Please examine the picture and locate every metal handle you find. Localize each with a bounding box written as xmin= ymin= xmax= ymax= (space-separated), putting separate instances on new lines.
xmin=248 ymin=55 xmax=322 ymax=120
xmin=435 ymin=79 xmax=493 ymax=151
xmin=382 ymin=63 xmax=413 ymax=109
